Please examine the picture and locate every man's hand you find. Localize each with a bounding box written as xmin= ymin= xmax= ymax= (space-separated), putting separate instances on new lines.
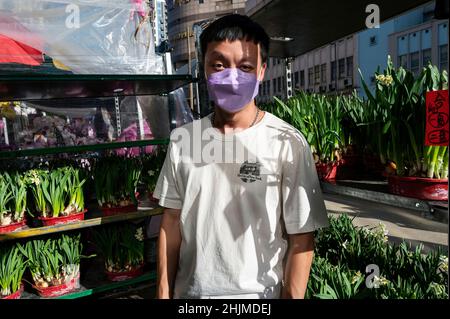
xmin=281 ymin=232 xmax=315 ymax=299
xmin=157 ymin=208 xmax=182 ymax=299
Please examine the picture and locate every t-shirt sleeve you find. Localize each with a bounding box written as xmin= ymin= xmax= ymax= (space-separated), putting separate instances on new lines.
xmin=153 ymin=140 xmax=183 ymax=210
xmin=281 ymin=132 xmax=329 ymax=234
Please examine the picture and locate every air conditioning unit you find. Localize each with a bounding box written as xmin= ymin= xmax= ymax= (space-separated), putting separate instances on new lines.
xmin=344 ymin=78 xmax=353 ymax=87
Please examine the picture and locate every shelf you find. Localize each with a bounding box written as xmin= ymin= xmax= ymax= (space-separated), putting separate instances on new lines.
xmin=0 ymin=138 xmax=169 ymax=159
xmin=20 ymin=271 xmax=156 ymax=299
xmin=0 ymin=74 xmax=194 ymax=101
xmin=57 ymin=272 xmax=156 ymax=300
xmin=0 ymin=207 xmax=164 ymax=242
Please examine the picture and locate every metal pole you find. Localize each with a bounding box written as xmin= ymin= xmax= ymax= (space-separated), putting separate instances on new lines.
xmin=187 ymin=25 xmax=194 ymax=111
xmin=114 ymin=96 xmax=122 ymax=137
xmin=284 ymin=57 xmax=293 ymax=99
xmin=2 ymin=117 xmax=8 ymax=145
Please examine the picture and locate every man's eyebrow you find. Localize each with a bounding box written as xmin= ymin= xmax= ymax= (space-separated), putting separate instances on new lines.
xmin=208 ymin=51 xmax=229 ymax=60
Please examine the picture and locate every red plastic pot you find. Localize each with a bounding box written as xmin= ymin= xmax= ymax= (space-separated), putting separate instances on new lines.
xmin=1 ymin=284 xmax=24 ymax=299
xmin=105 ymin=265 xmax=144 ymax=282
xmin=388 ymin=175 xmax=448 ymax=201
xmin=37 ymin=210 xmax=87 ymax=226
xmin=316 ymin=162 xmax=338 ymax=181
xmin=101 ymin=204 xmax=137 ymax=217
xmin=0 ymin=217 xmax=27 ymax=234
xmin=34 ymin=274 xmax=80 ymax=298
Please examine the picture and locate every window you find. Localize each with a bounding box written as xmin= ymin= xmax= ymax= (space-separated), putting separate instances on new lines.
xmin=346 ymin=56 xmax=353 ymax=77
xmin=410 ymin=51 xmax=420 ymax=76
xmin=369 ymin=36 xmax=377 ymax=46
xmin=331 ymin=61 xmax=337 ymax=81
xmin=439 ymin=44 xmax=448 ymax=72
xmin=273 ymin=79 xmax=277 ymax=93
xmin=277 ymin=77 xmax=282 ymax=92
xmin=320 ymin=63 xmax=327 ymax=83
xmin=282 ymin=76 xmax=286 ymax=91
xmin=314 ymin=65 xmax=320 ymax=84
xmin=308 ymin=67 xmax=314 ymax=86
xmin=338 ymin=58 xmax=345 ymax=79
xmin=259 ymin=84 xmax=263 ymax=96
xmin=294 ymin=71 xmax=299 ymax=88
xmin=267 ymin=81 xmax=271 ymax=95
xmin=398 ymin=54 xmax=408 ymax=69
xmin=300 ymin=70 xmax=305 ymax=87
xmin=422 ymin=48 xmax=432 ymax=68
xmin=199 ymin=0 xmax=204 ymax=3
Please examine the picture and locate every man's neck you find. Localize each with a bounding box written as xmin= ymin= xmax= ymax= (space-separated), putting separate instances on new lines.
xmin=213 ymin=102 xmax=260 ymax=134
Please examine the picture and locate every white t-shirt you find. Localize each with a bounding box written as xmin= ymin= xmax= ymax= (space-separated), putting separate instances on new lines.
xmin=153 ymin=111 xmax=329 ymax=299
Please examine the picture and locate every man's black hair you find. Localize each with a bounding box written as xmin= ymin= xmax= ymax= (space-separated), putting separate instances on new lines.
xmin=200 ymin=14 xmax=270 ymax=64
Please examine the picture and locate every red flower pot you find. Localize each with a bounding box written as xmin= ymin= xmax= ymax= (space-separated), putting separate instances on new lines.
xmin=316 ymin=162 xmax=339 ymax=181
xmin=37 ymin=210 xmax=87 ymax=226
xmin=105 ymin=265 xmax=144 ymax=282
xmin=101 ymin=204 xmax=137 ymax=217
xmin=34 ymin=274 xmax=80 ymax=298
xmin=388 ymin=175 xmax=448 ymax=201
xmin=0 ymin=217 xmax=27 ymax=234
xmin=1 ymin=284 xmax=24 ymax=299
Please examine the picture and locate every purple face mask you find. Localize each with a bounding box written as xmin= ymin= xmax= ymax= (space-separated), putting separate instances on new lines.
xmin=206 ymin=68 xmax=260 ymax=113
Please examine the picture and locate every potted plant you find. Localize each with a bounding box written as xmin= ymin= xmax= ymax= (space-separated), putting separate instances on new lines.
xmin=0 ymin=243 xmax=27 ymax=299
xmin=0 ymin=172 xmax=28 ymax=233
xmin=360 ymin=57 xmax=448 ymax=200
xmin=270 ymin=92 xmax=345 ymax=181
xmin=18 ymin=233 xmax=86 ymax=298
xmin=93 ymin=223 xmax=145 ymax=281
xmin=141 ymin=146 xmax=167 ymax=204
xmin=26 ymin=167 xmax=87 ymax=226
xmin=94 ymin=156 xmax=142 ymax=216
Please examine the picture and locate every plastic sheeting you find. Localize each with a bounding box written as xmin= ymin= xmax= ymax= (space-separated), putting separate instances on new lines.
xmin=0 ymin=0 xmax=163 ymax=74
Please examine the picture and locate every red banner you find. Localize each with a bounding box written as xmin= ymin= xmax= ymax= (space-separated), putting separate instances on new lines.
xmin=425 ymin=90 xmax=449 ymax=146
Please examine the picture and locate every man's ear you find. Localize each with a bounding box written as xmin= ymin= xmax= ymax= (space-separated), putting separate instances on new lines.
xmin=258 ymin=63 xmax=267 ymax=81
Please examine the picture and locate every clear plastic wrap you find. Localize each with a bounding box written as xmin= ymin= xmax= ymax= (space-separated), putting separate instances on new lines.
xmin=0 ymin=0 xmax=163 ymax=74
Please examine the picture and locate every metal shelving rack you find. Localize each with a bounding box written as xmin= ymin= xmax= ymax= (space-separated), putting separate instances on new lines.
xmin=0 ymin=73 xmax=193 ymax=299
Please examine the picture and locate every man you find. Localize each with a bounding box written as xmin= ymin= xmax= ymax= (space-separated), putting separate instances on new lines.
xmin=154 ymin=14 xmax=329 ymax=299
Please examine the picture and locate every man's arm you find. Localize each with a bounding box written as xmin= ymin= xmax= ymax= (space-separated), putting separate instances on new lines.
xmin=281 ymin=232 xmax=315 ymax=299
xmin=157 ymin=208 xmax=182 ymax=299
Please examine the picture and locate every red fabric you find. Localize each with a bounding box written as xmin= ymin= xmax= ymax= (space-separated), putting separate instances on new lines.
xmin=0 ymin=34 xmax=43 ymax=66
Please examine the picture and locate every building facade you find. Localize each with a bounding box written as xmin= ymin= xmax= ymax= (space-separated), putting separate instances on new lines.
xmin=151 ymin=0 xmax=169 ymax=48
xmin=168 ymin=0 xmax=246 ymax=69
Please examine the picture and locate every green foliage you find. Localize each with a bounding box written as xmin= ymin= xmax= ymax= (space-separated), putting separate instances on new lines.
xmin=262 ymin=92 xmax=347 ymax=163
xmin=0 ymin=243 xmax=27 ymax=297
xmin=92 ymin=223 xmax=144 ymax=273
xmin=25 ymin=167 xmax=86 ymax=218
xmin=359 ymin=56 xmax=448 ymax=178
xmin=17 ymin=233 xmax=89 ymax=288
xmin=93 ymin=156 xmax=142 ymax=208
xmin=308 ymin=214 xmax=448 ymax=299
xmin=0 ymin=172 xmax=28 ymax=225
xmin=140 ymin=146 xmax=168 ymax=193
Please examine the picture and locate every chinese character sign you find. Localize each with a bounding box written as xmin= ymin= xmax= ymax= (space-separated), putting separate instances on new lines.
xmin=425 ymin=90 xmax=449 ymax=146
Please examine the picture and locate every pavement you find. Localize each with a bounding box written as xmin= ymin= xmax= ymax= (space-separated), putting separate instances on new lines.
xmin=323 ymin=193 xmax=448 ymax=253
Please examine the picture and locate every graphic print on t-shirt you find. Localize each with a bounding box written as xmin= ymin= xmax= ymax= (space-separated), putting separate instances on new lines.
xmin=238 ymin=161 xmax=262 ymax=183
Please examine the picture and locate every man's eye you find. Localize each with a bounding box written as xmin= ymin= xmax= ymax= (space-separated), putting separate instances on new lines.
xmin=212 ymin=63 xmax=224 ymax=70
xmin=240 ymin=65 xmax=253 ymax=72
